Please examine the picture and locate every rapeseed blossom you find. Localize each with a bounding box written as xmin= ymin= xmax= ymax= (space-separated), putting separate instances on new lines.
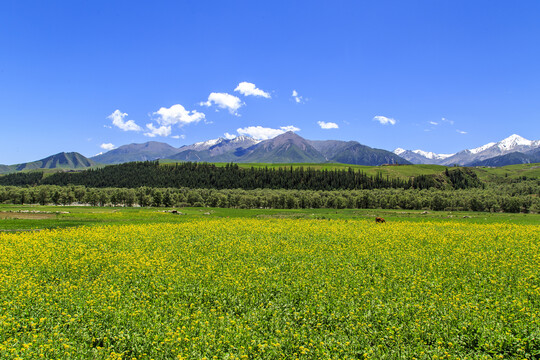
xmin=0 ymin=219 xmax=538 ymax=359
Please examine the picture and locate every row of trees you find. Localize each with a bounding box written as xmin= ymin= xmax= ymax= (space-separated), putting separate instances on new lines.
xmin=1 ymin=184 xmax=538 ymax=213
xmin=0 ymin=161 xmax=484 ymax=190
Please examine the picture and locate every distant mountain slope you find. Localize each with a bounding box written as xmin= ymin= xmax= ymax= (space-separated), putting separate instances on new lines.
xmin=328 ymin=142 xmax=411 ymax=165
xmin=91 ymin=141 xmax=179 ymax=164
xmin=307 ymin=140 xmax=354 ymax=159
xmin=310 ymin=140 xmax=411 ymax=165
xmin=170 ymin=136 xmax=260 ymax=162
xmin=169 ymin=132 xmax=410 ymax=165
xmin=0 ymin=164 xmax=16 ymax=174
xmin=469 ymin=152 xmax=534 ymax=167
xmin=0 ymin=152 xmax=97 ymax=174
xmin=169 ymin=149 xmax=209 ymax=162
xmin=19 ymin=152 xmax=97 ymax=171
xmin=239 ymin=132 xmax=327 ymax=163
xmin=527 ymin=147 xmax=540 ymax=159
xmin=176 ymin=136 xmax=260 ymax=154
xmin=396 ymin=134 xmax=540 ymax=166
xmin=442 ymin=134 xmax=540 ymax=165
xmin=393 ymin=148 xmax=454 ymax=164
xmin=469 ymin=148 xmax=540 ymax=167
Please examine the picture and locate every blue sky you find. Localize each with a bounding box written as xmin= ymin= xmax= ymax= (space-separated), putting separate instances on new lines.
xmin=1 ymin=1 xmax=539 ymax=164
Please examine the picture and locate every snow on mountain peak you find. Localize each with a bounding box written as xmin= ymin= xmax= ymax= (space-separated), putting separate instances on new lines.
xmin=468 ymin=135 xmax=535 ymax=154
xmin=232 ymin=135 xmax=260 ymax=144
xmin=412 ymin=150 xmax=454 ymax=160
xmin=469 ymin=142 xmax=496 ymax=154
xmin=393 ymin=147 xmax=453 ymax=160
xmin=497 ymin=134 xmax=532 ymax=151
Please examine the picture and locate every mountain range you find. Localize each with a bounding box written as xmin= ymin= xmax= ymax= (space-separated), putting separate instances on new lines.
xmin=1 ymin=133 xmax=539 ymax=175
xmin=394 ymin=134 xmax=540 ymax=166
xmin=93 ymin=132 xmax=409 ymax=166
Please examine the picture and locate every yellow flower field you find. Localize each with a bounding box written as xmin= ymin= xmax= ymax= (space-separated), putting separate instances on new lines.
xmin=0 ymin=219 xmax=539 ymax=359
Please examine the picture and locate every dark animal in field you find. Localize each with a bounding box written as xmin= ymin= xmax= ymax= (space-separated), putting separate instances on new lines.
xmin=171 ymin=210 xmax=178 ymax=214
xmin=375 ymin=217 xmax=386 ymax=223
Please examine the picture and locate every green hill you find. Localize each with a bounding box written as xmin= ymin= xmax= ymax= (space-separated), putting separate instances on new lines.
xmin=0 ymin=152 xmax=98 ymax=174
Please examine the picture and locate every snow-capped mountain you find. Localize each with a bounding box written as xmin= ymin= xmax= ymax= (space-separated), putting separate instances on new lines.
xmin=393 ymin=148 xmax=454 ymax=164
xmin=493 ymin=134 xmax=539 ymax=151
xmin=440 ymin=134 xmax=540 ymax=165
xmin=411 ymin=150 xmax=454 ymax=160
xmin=469 ymin=142 xmax=497 ymax=154
xmin=178 ymin=136 xmax=260 ymax=152
xmin=467 ymin=134 xmax=538 ymax=155
xmin=395 ymin=134 xmax=540 ymax=165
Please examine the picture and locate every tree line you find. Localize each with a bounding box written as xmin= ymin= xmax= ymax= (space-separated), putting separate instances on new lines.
xmin=0 ymin=184 xmax=538 ymax=213
xmin=0 ymin=161 xmax=483 ymax=190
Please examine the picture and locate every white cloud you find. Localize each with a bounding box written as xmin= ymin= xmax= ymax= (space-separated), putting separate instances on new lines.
xmin=236 ymin=125 xmax=300 ymax=140
xmin=100 ymin=143 xmax=115 ymax=151
xmin=442 ymin=117 xmax=454 ymax=125
xmin=373 ymin=115 xmax=397 ymax=125
xmin=224 ymin=132 xmax=237 ymax=140
xmin=201 ymin=92 xmax=243 ymax=115
xmin=292 ymin=90 xmax=304 ymax=103
xmin=318 ymin=121 xmax=339 ymax=129
xmin=457 ymin=130 xmax=467 ymax=134
xmin=153 ymin=104 xmax=205 ymax=126
xmin=280 ymin=125 xmax=300 ymax=132
xmin=171 ymin=135 xmax=185 ymax=139
xmin=234 ymin=82 xmax=271 ymax=98
xmin=107 ymin=110 xmax=142 ymax=131
xmin=429 ymin=121 xmax=439 ymax=125
xmin=144 ymin=123 xmax=172 ymax=138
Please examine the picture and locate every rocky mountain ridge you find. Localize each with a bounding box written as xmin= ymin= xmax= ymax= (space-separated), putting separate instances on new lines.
xmin=395 ymin=134 xmax=540 ymax=166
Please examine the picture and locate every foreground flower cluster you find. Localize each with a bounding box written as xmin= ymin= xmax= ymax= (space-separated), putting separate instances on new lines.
xmin=0 ymin=219 xmax=539 ymax=359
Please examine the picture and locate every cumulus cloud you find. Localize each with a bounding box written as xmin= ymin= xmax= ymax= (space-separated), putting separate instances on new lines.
xmin=153 ymin=104 xmax=205 ymax=126
xmin=236 ymin=125 xmax=300 ymax=140
xmin=292 ymin=90 xmax=304 ymax=103
xmin=201 ymin=92 xmax=243 ymax=115
xmin=442 ymin=117 xmax=454 ymax=125
xmin=373 ymin=115 xmax=397 ymax=125
xmin=234 ymin=82 xmax=271 ymax=98
xmin=318 ymin=121 xmax=339 ymax=129
xmin=171 ymin=135 xmax=186 ymax=139
xmin=224 ymin=132 xmax=237 ymax=140
xmin=107 ymin=110 xmax=142 ymax=131
xmin=100 ymin=143 xmax=115 ymax=151
xmin=280 ymin=125 xmax=300 ymax=132
xmin=144 ymin=123 xmax=172 ymax=138
xmin=457 ymin=129 xmax=467 ymax=134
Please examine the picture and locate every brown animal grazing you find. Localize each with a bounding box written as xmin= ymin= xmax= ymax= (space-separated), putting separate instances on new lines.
xmin=171 ymin=210 xmax=178 ymax=214
xmin=375 ymin=217 xmax=386 ymax=223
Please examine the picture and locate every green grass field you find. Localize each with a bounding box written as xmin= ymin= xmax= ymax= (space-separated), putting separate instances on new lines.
xmin=1 ymin=205 xmax=540 ymax=232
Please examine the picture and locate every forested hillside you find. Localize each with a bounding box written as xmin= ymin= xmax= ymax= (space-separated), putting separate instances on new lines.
xmin=0 ymin=161 xmax=483 ymax=191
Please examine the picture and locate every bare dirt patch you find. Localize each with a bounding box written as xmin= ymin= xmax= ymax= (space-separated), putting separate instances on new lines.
xmin=256 ymin=214 xmax=309 ymax=219
xmin=0 ymin=212 xmax=56 ymax=220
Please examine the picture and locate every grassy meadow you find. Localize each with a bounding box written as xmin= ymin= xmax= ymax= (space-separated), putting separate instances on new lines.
xmin=0 ymin=206 xmax=539 ymax=359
